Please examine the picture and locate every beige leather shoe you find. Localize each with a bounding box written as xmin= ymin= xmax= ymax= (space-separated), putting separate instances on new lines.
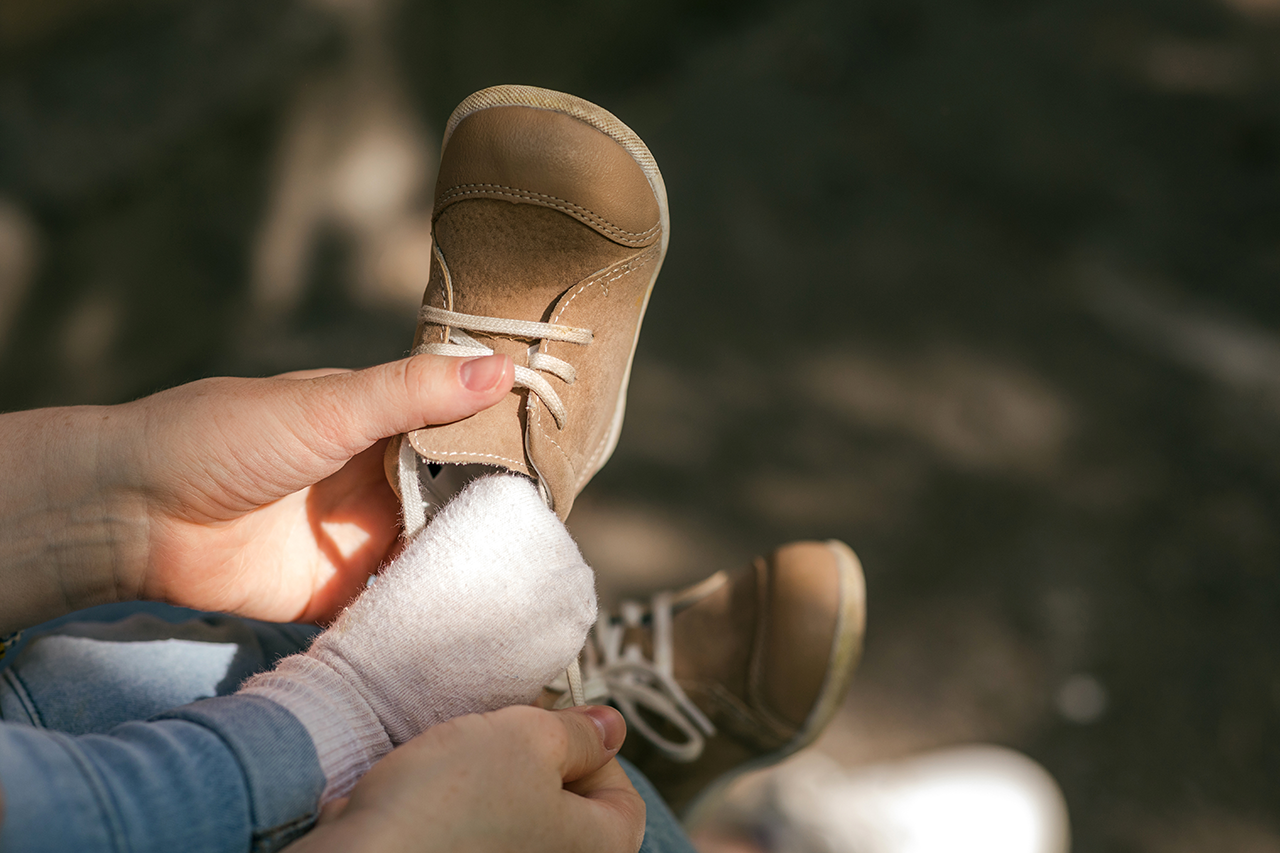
xmin=568 ymin=540 xmax=866 ymax=824
xmin=389 ymin=85 xmax=668 ymax=522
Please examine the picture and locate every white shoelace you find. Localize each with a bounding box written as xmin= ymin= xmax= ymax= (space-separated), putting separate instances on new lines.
xmin=416 ymin=304 xmax=593 ymax=430
xmin=560 ymin=592 xmax=716 ymax=762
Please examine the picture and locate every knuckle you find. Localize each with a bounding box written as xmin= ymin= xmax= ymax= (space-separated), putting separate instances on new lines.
xmin=497 ymin=706 xmax=571 ymax=762
xmin=427 ymin=710 xmax=495 ymax=756
xmin=482 ymin=705 xmax=540 ymax=742
xmin=390 ymin=357 xmax=421 ymax=402
xmin=540 ymin=716 xmax=572 ymax=759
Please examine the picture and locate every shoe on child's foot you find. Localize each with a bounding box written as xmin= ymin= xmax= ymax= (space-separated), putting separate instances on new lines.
xmin=387 ymin=85 xmax=668 ymax=527
xmin=556 ymin=540 xmax=866 ymax=824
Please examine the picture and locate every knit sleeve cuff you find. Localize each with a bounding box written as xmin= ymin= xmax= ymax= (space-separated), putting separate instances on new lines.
xmin=240 ymin=654 xmax=393 ymax=801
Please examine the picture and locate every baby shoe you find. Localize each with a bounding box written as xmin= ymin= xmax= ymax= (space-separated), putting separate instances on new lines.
xmin=389 ymin=85 xmax=668 ymax=523
xmin=562 ymin=540 xmax=866 ymax=823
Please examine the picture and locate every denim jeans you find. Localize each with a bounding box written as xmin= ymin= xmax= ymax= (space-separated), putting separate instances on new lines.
xmin=0 ymin=604 xmax=696 ymax=853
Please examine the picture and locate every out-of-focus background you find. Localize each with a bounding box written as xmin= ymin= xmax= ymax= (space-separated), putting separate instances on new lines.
xmin=2 ymin=0 xmax=1278 ymax=849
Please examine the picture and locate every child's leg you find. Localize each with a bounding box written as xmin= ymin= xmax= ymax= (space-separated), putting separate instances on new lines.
xmin=1 ymin=470 xmax=591 ymax=806
xmin=0 ymin=472 xmax=592 ymax=851
xmin=0 ymin=679 xmax=326 ymax=851
xmin=0 ymin=606 xmax=317 ymax=735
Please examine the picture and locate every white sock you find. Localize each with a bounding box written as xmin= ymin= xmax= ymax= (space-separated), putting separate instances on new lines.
xmin=242 ymin=473 xmax=596 ymax=800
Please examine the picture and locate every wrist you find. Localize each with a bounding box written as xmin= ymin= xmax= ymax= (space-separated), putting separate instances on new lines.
xmin=0 ymin=405 xmax=148 ymax=632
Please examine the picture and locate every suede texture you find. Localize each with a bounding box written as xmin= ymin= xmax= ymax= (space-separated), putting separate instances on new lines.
xmin=402 ymin=88 xmax=666 ymax=519
xmin=618 ymin=541 xmax=867 ymax=817
xmin=756 ymin=541 xmax=848 ymax=726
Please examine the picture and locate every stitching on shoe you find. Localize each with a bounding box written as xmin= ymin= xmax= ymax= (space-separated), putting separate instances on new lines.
xmin=438 ymin=183 xmax=660 ymax=245
xmin=548 ymin=247 xmax=660 ymax=489
xmin=416 ymin=448 xmax=528 ymax=469
xmin=553 ymin=247 xmax=658 ymax=326
xmin=440 ymin=183 xmax=660 ymax=237
xmin=562 ymin=252 xmax=656 ymax=484
xmin=532 ymin=400 xmax=574 ymax=470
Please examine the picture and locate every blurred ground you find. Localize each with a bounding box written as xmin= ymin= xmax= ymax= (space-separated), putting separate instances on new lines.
xmin=2 ymin=0 xmax=1279 ymax=850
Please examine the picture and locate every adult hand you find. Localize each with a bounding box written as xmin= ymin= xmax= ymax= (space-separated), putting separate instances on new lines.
xmin=287 ymin=705 xmax=645 ymax=853
xmin=0 ymin=354 xmax=513 ymax=632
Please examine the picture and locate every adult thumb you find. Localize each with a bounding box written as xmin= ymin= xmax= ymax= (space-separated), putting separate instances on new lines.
xmin=555 ymin=706 xmax=627 ymax=784
xmin=294 ymin=353 xmax=513 ymax=458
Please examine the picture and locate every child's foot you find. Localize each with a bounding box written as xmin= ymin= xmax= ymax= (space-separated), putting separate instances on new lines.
xmin=387 ymin=85 xmax=669 ymax=527
xmin=244 ymin=474 xmax=596 ymax=800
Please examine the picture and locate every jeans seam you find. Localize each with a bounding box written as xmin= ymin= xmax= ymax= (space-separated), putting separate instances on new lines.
xmin=3 ymin=666 xmax=46 ymax=728
xmin=51 ymin=732 xmax=132 ymax=853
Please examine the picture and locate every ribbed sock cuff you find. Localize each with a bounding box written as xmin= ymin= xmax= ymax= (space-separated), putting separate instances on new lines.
xmin=241 ymin=655 xmax=393 ymax=801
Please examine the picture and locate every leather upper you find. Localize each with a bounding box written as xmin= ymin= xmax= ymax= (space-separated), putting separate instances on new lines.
xmin=405 ymin=93 xmax=666 ymax=519
xmin=621 ymin=540 xmax=866 ymax=816
xmin=434 ymin=106 xmax=661 ymax=244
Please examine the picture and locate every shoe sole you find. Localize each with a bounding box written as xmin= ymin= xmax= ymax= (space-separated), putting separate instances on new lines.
xmin=441 ymin=85 xmax=670 ymax=491
xmin=680 ymin=539 xmax=867 ymax=827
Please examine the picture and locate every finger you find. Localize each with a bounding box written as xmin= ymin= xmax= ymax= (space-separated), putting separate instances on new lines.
xmin=560 ymin=759 xmax=647 ymax=853
xmin=564 ymin=754 xmax=638 ymax=799
xmin=290 ymin=353 xmax=513 ymax=458
xmin=553 ymin=706 xmax=626 ymax=784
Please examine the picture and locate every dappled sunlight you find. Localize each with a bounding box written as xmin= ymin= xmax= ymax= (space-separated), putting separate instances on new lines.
xmin=0 ymin=199 xmax=38 ymax=352
xmin=1085 ymin=261 xmax=1280 ymax=419
xmin=59 ymin=289 xmax=122 ymax=373
xmin=743 ymin=461 xmax=925 ymax=529
xmin=318 ymin=520 xmax=372 ymax=561
xmin=566 ymin=495 xmax=739 ymax=604
xmin=251 ymin=0 xmax=434 ymax=317
xmin=1140 ymin=37 xmax=1255 ymax=96
xmin=1219 ymin=0 xmax=1280 ymax=19
xmin=816 ymin=602 xmax=1051 ymax=767
xmin=801 ymin=349 xmax=1074 ymax=477
xmin=1133 ymin=809 xmax=1280 ymax=853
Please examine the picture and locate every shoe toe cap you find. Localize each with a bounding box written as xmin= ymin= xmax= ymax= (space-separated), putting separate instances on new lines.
xmin=757 ymin=540 xmax=866 ymax=730
xmin=435 ymin=102 xmax=661 ymax=244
